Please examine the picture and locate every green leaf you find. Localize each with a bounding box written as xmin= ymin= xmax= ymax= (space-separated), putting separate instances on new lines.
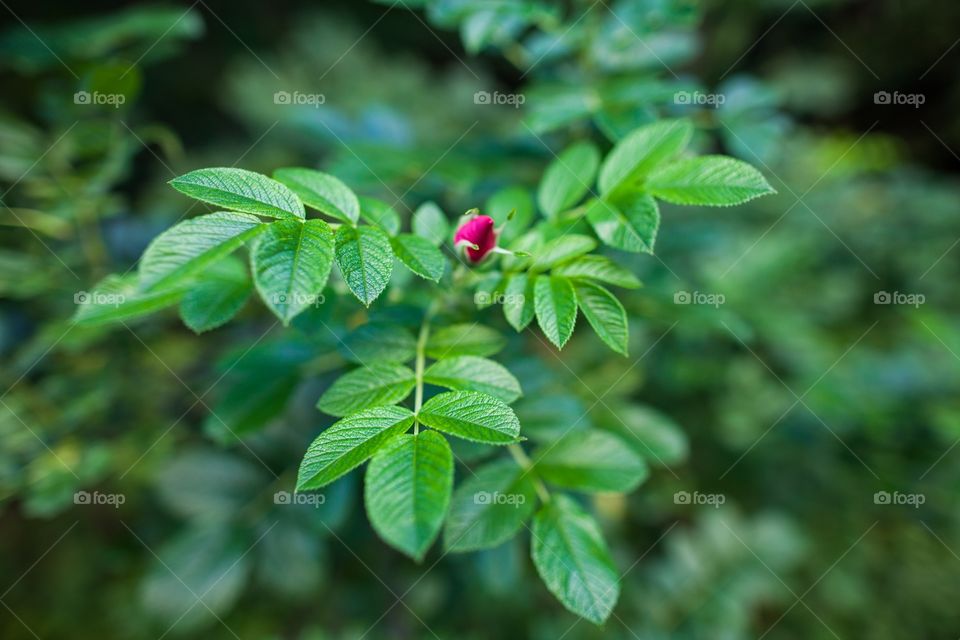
xmin=358 ymin=196 xmax=401 ymax=235
xmin=335 ymin=225 xmax=394 ymax=306
xmin=179 ymin=257 xmax=251 ymax=333
xmin=585 ymin=193 xmax=659 ymax=254
xmin=485 ymin=186 xmax=534 ymax=243
xmin=423 ymin=356 xmax=522 ymax=403
xmin=516 ymin=395 xmax=590 ymax=442
xmin=645 ymin=155 xmax=776 ymax=206
xmin=339 ymin=323 xmax=416 ymax=363
xmin=531 ymin=495 xmax=619 ymax=625
xmin=535 ymin=430 xmax=647 ymax=492
xmin=572 ymin=281 xmax=629 ymax=356
xmin=317 ymin=362 xmax=416 ymax=417
xmin=73 ymin=274 xmax=184 ymax=326
xmin=169 ymin=167 xmax=304 ymax=220
xmin=501 ymin=230 xmax=541 ymax=271
xmin=138 ymin=212 xmax=266 ymax=292
xmin=538 ymin=141 xmax=600 ymax=218
xmin=594 ymin=104 xmax=657 ymax=142
xmin=412 ymin=201 xmax=450 ymax=246
xmin=473 ymin=272 xmax=503 ymax=309
xmin=524 ymin=84 xmax=595 ymax=134
xmin=554 ymin=256 xmax=641 ymax=289
xmin=598 ymin=119 xmax=693 ymax=195
xmin=425 ymin=323 xmax=506 ymax=358
xmin=443 ymin=459 xmax=537 ymax=552
xmin=534 ymin=275 xmax=578 ymax=349
xmin=599 ymin=405 xmax=688 ymax=467
xmin=272 ymin=167 xmax=359 ymax=223
xmin=390 ymin=233 xmax=446 ymax=282
xmin=530 ymin=234 xmax=597 ymax=271
xmin=252 ymin=219 xmax=334 ymax=324
xmin=417 ymin=391 xmax=520 ymax=444
xmin=364 ymin=431 xmax=453 ymax=561
xmin=296 ymin=405 xmax=415 ymax=491
xmin=502 ymin=273 xmax=536 ymax=332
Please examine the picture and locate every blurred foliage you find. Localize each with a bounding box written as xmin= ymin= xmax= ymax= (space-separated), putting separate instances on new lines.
xmin=1 ymin=0 xmax=959 ymax=638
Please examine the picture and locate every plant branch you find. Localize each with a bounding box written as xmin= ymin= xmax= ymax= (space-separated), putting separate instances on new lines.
xmin=508 ymin=443 xmax=550 ymax=503
xmin=413 ymin=300 xmax=439 ymax=434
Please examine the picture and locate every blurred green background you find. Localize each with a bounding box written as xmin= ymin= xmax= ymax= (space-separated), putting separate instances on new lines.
xmin=1 ymin=0 xmax=958 ymax=638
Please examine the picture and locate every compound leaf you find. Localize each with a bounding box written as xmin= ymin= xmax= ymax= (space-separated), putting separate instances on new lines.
xmin=273 ymin=167 xmax=359 ymax=223
xmin=365 ymin=431 xmax=453 ymax=561
xmin=424 ymin=356 xmax=522 ymax=403
xmin=391 ymin=233 xmax=446 ymax=282
xmin=417 ymin=391 xmax=520 ymax=444
xmin=73 ymin=274 xmax=185 ymax=326
xmin=335 ymin=224 xmax=394 ymax=306
xmin=425 ymin=323 xmax=506 ymax=359
xmin=317 ymin=362 xmax=416 ymax=417
xmin=139 ymin=212 xmax=266 ymax=292
xmin=572 ymin=281 xmax=629 ymax=355
xmin=170 ymin=167 xmax=304 ymax=220
xmin=252 ymin=219 xmax=334 ymax=324
xmin=534 ymin=275 xmax=578 ymax=349
xmin=412 ymin=201 xmax=450 ymax=246
xmin=645 ymin=155 xmax=776 ymax=206
xmin=502 ymin=273 xmax=536 ymax=332
xmin=443 ymin=459 xmax=537 ymax=552
xmin=339 ymin=323 xmax=416 ymax=363
xmin=179 ymin=257 xmax=251 ymax=333
xmin=585 ymin=194 xmax=659 ymax=254
xmin=296 ymin=405 xmax=414 ymax=491
xmin=598 ymin=119 xmax=693 ymax=195
xmin=538 ymin=141 xmax=600 ymax=218
xmin=530 ymin=234 xmax=597 ymax=272
xmin=535 ymin=429 xmax=648 ymax=492
xmin=358 ymin=197 xmax=401 ymax=235
xmin=531 ymin=495 xmax=619 ymax=624
xmin=553 ymin=255 xmax=641 ymax=289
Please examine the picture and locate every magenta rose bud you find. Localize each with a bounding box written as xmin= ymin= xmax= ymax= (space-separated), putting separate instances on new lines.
xmin=454 ymin=214 xmax=498 ymax=263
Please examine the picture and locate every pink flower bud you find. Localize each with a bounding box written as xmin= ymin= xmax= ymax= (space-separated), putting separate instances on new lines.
xmin=454 ymin=215 xmax=498 ymax=263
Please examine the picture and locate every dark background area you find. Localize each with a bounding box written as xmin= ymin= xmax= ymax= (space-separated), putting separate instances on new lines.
xmin=1 ymin=1 xmax=958 ymax=638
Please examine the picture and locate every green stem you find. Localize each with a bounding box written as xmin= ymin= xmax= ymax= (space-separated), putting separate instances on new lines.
xmin=411 ymin=266 xmax=470 ymax=435
xmin=413 ymin=301 xmax=439 ymax=434
xmin=443 ymin=264 xmax=550 ymax=502
xmin=508 ymin=443 xmax=550 ymax=503
xmin=558 ymin=203 xmax=588 ymax=220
